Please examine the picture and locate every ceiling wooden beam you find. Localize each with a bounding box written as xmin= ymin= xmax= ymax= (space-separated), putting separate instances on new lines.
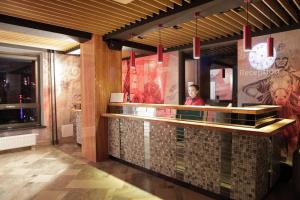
xmin=277 ymin=0 xmax=299 ymax=23
xmin=103 ymin=0 xmax=244 ymax=40
xmin=251 ymin=1 xmax=281 ymax=27
xmin=231 ymin=9 xmax=264 ymax=30
xmin=241 ymin=4 xmax=271 ymax=28
xmin=0 ymin=14 xmax=91 ymax=42
xmin=262 ymin=0 xmax=290 ymax=25
xmin=294 ymin=0 xmax=300 ymax=10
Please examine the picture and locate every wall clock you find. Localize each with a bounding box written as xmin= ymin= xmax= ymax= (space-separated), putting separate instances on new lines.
xmin=248 ymin=42 xmax=276 ymax=70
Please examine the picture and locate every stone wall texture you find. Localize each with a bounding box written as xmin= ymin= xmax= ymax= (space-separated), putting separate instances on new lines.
xmin=184 ymin=127 xmax=222 ymax=194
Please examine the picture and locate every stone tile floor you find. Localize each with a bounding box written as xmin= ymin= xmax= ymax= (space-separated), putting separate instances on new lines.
xmin=0 ymin=145 xmax=160 ymax=200
xmin=0 ymin=144 xmax=297 ymax=200
xmin=0 ymin=144 xmax=212 ymax=200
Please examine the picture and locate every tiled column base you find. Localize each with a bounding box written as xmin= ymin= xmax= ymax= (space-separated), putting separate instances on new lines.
xmin=108 ymin=118 xmax=120 ymax=158
xmin=107 ymin=117 xmax=279 ymax=200
xmin=184 ymin=127 xmax=221 ymax=194
xmin=231 ymin=134 xmax=270 ymax=200
xmin=120 ymin=118 xmax=145 ymax=167
xmin=73 ymin=110 xmax=82 ymax=144
xmin=149 ymin=123 xmax=177 ymax=178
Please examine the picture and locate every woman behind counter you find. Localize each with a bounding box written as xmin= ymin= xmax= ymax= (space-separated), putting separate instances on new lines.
xmin=184 ymin=84 xmax=205 ymax=106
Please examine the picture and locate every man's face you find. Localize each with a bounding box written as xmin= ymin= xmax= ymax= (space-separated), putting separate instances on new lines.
xmin=275 ymin=56 xmax=288 ymax=68
xmin=188 ymin=86 xmax=198 ymax=98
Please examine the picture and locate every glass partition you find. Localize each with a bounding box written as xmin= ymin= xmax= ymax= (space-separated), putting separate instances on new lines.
xmin=109 ymin=104 xmax=279 ymax=129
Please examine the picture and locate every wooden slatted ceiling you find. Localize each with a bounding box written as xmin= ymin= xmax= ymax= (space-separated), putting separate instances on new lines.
xmin=130 ymin=0 xmax=300 ymax=49
xmin=0 ymin=30 xmax=79 ymax=51
xmin=0 ymin=0 xmax=191 ymax=50
xmin=0 ymin=0 xmax=299 ymax=50
xmin=0 ymin=0 xmax=190 ymax=36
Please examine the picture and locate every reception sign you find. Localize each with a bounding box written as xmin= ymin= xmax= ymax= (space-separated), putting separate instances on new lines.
xmin=238 ymin=29 xmax=300 ymax=160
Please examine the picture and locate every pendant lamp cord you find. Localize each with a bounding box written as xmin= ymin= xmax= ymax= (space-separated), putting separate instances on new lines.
xmin=159 ymin=26 xmax=161 ymax=45
xmin=246 ymin=0 xmax=249 ymax=25
xmin=195 ymin=13 xmax=198 ymax=37
xmin=130 ymin=33 xmax=133 ymax=51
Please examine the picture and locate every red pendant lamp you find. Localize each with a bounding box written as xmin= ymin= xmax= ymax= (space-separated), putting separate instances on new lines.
xmin=193 ymin=12 xmax=200 ymax=59
xmin=129 ymin=33 xmax=136 ymax=67
xmin=243 ymin=0 xmax=252 ymax=51
xmin=267 ymin=36 xmax=274 ymax=57
xmin=130 ymin=49 xmax=135 ymax=67
xmin=157 ymin=24 xmax=163 ymax=63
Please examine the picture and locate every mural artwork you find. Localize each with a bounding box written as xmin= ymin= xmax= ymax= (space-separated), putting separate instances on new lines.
xmin=238 ymin=29 xmax=300 ymax=161
xmin=122 ymin=51 xmax=179 ymax=104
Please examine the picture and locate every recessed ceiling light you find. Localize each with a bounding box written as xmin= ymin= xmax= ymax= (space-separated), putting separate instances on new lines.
xmin=112 ymin=0 xmax=134 ymax=4
xmin=173 ymin=25 xmax=182 ymax=30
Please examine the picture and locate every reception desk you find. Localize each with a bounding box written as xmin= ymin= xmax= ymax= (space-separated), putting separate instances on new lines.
xmin=102 ymin=103 xmax=294 ymax=200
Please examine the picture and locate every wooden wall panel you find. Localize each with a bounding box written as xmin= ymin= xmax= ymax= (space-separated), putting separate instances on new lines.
xmin=80 ymin=34 xmax=121 ymax=162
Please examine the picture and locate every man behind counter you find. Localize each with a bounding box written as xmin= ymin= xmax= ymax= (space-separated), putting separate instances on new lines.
xmin=184 ymin=84 xmax=205 ymax=106
xmin=176 ymin=84 xmax=204 ymax=121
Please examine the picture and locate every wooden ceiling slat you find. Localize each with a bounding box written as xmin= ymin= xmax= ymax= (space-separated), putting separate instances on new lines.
xmin=180 ymin=22 xmax=221 ymax=38
xmin=103 ymin=0 xmax=154 ymax=17
xmin=205 ymin=15 xmax=241 ymax=34
xmin=69 ymin=0 xmax=143 ymax=21
xmin=277 ymin=0 xmax=299 ymax=23
xmin=136 ymin=31 xmax=193 ymax=47
xmin=294 ymin=0 xmax=300 ymax=10
xmin=140 ymin=31 xmax=190 ymax=45
xmin=86 ymin=0 xmax=147 ymax=20
xmin=0 ymin=30 xmax=78 ymax=51
xmin=131 ymin=37 xmax=176 ymax=48
xmin=160 ymin=27 xmax=211 ymax=42
xmin=251 ymin=1 xmax=281 ymax=27
xmin=195 ymin=19 xmax=234 ymax=36
xmin=17 ymin=0 xmax=133 ymax=25
xmin=0 ymin=0 xmax=297 ymax=51
xmin=166 ymin=27 xmax=211 ymax=40
xmin=139 ymin=0 xmax=168 ymax=12
xmin=70 ymin=0 xmax=139 ymax=22
xmin=241 ymin=4 xmax=272 ymax=28
xmin=170 ymin=0 xmax=182 ymax=6
xmin=31 ymin=0 xmax=130 ymax=28
xmin=130 ymin=0 xmax=160 ymax=14
xmin=231 ymin=9 xmax=264 ymax=30
xmin=184 ymin=22 xmax=224 ymax=38
xmin=0 ymin=1 xmax=126 ymax=28
xmin=153 ymin=0 xmax=174 ymax=9
xmin=224 ymin=11 xmax=256 ymax=31
xmin=0 ymin=7 xmax=110 ymax=35
xmin=262 ymin=0 xmax=290 ymax=25
xmin=214 ymin=14 xmax=244 ymax=30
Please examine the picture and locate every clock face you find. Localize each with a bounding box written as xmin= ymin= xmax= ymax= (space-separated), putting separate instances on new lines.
xmin=248 ymin=43 xmax=276 ymax=70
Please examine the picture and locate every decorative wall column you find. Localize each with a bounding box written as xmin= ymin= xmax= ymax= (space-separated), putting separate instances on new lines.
xmin=80 ymin=34 xmax=122 ymax=162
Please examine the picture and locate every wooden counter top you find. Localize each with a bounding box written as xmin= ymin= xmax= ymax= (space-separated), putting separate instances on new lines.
xmin=102 ymin=113 xmax=295 ymax=137
xmin=109 ymin=103 xmax=280 ymax=115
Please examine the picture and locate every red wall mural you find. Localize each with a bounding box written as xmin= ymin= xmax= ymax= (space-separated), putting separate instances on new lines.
xmin=238 ymin=29 xmax=300 ymax=161
xmin=122 ymin=51 xmax=179 ymax=104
